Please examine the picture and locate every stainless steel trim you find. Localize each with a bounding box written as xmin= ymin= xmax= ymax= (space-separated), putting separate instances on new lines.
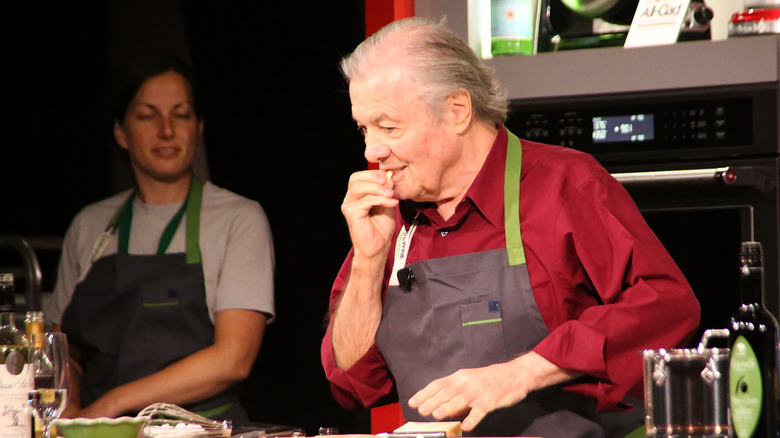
xmin=611 ymin=167 xmax=730 ymax=184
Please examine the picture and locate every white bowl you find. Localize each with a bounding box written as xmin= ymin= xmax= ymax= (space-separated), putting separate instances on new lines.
xmin=51 ymin=416 xmax=149 ymax=438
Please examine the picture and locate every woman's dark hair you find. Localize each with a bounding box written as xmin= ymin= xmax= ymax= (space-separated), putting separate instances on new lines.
xmin=111 ymin=52 xmax=201 ymax=123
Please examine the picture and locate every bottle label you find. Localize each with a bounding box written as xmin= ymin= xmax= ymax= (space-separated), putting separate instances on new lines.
xmin=729 ymin=335 xmax=762 ymax=438
xmin=491 ymin=0 xmax=535 ymax=55
xmin=0 ymin=358 xmax=32 ymax=438
xmin=491 ymin=0 xmax=535 ymax=39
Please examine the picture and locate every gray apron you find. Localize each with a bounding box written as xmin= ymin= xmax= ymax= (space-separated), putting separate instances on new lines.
xmin=61 ymin=178 xmax=248 ymax=424
xmin=375 ymin=132 xmax=644 ymax=437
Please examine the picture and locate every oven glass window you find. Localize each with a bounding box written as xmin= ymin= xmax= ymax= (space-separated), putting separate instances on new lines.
xmin=642 ymin=207 xmax=747 ymax=348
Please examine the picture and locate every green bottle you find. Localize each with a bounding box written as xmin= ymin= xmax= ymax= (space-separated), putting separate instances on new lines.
xmin=728 ymin=241 xmax=779 ymax=438
xmin=491 ymin=0 xmax=536 ymax=56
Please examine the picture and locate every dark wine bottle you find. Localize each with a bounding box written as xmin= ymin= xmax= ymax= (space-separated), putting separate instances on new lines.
xmin=728 ymin=241 xmax=779 ymax=438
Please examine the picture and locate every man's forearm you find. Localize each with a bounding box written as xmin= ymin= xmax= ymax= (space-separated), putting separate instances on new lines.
xmin=331 ymin=256 xmax=386 ymax=369
xmin=508 ymin=351 xmax=583 ymax=393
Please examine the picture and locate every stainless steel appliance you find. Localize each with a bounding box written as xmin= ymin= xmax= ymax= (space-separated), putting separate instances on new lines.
xmin=495 ymin=36 xmax=780 ymax=347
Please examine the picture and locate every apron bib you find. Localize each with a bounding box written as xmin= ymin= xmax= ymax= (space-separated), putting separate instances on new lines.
xmin=61 ymin=178 xmax=246 ymax=422
xmin=375 ymin=132 xmax=643 ymax=437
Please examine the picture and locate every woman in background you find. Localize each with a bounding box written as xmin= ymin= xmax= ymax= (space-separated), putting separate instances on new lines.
xmin=47 ymin=52 xmax=275 ymax=425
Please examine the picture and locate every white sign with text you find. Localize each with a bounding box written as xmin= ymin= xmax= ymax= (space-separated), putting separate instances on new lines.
xmin=624 ymin=0 xmax=692 ymax=47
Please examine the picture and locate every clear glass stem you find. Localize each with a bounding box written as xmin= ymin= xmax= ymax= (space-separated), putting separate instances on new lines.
xmin=42 ymin=421 xmax=53 ymax=438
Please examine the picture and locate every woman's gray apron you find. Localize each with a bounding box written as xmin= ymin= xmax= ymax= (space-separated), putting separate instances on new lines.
xmin=375 ymin=132 xmax=644 ymax=437
xmin=61 ymin=178 xmax=248 ymax=424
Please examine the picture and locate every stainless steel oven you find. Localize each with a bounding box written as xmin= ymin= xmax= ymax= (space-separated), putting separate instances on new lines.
xmin=505 ymin=81 xmax=780 ymax=347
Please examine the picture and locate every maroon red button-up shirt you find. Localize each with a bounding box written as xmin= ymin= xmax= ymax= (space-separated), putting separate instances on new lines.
xmin=321 ymin=126 xmax=700 ymax=412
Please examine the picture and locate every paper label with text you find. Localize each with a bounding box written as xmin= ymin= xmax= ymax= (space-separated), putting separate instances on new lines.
xmin=625 ymin=0 xmax=691 ymax=47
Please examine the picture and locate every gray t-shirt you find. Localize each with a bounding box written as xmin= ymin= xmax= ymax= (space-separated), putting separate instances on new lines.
xmin=47 ymin=181 xmax=275 ymax=324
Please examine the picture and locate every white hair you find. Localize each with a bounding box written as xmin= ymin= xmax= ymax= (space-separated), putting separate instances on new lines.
xmin=340 ymin=17 xmax=508 ymax=125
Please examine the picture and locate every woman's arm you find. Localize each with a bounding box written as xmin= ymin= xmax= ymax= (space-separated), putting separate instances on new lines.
xmin=65 ymin=309 xmax=266 ymax=418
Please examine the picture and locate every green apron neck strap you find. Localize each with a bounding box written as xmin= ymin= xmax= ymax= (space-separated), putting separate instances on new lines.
xmin=185 ymin=177 xmax=203 ymax=264
xmin=114 ymin=177 xmax=204 ymax=264
xmin=158 ymin=197 xmax=189 ymax=255
xmin=115 ymin=190 xmax=137 ymax=255
xmin=504 ymin=130 xmax=526 ymax=266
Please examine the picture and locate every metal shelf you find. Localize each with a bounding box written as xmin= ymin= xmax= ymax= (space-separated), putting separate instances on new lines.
xmin=412 ymin=0 xmax=780 ymax=99
xmin=488 ymin=35 xmax=780 ymax=100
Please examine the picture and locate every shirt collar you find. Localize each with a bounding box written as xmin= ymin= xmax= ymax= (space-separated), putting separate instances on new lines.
xmin=399 ymin=125 xmax=508 ymax=230
xmin=466 ymin=125 xmax=508 ymax=229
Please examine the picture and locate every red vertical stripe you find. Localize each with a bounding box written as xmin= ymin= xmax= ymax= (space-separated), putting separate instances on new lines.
xmin=364 ymin=0 xmax=415 ymax=36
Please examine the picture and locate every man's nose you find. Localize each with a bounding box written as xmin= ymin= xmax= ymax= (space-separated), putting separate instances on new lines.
xmin=364 ymin=132 xmax=391 ymax=163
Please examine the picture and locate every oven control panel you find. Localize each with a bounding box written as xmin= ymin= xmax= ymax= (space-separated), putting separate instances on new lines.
xmin=507 ymin=84 xmax=778 ymax=165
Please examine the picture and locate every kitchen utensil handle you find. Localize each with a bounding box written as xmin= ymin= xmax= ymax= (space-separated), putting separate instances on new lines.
xmin=699 ymin=328 xmax=730 ymax=349
xmin=611 ymin=167 xmax=731 ymax=185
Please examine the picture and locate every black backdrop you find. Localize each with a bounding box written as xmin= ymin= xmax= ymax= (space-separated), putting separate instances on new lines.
xmin=1 ymin=2 xmax=371 ymax=434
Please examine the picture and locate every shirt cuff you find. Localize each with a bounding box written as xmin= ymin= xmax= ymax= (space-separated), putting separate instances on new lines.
xmin=532 ymin=319 xmax=609 ymax=381
xmin=321 ymin=323 xmax=394 ymax=409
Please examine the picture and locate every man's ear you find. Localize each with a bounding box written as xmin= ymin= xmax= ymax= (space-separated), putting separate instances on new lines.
xmin=448 ymin=90 xmax=473 ymax=134
xmin=114 ymin=121 xmax=129 ymax=150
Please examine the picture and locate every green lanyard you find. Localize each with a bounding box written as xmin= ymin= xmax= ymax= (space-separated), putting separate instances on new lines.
xmin=504 ymin=131 xmax=525 ymax=267
xmin=111 ymin=177 xmax=203 ymax=264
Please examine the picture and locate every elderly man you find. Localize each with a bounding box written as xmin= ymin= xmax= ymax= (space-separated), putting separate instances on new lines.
xmin=321 ymin=17 xmax=700 ymax=437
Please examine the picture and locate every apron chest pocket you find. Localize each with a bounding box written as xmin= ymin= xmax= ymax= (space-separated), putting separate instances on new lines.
xmin=461 ymin=300 xmax=508 ymax=368
xmin=142 ymin=285 xmax=181 ymax=308
xmin=137 ymin=281 xmax=201 ymax=361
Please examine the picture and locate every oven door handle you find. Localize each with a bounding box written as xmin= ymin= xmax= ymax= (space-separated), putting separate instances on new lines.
xmin=612 ymin=166 xmax=741 ymax=186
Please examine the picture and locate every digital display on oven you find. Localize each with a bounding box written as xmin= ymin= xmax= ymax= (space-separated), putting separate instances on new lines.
xmin=507 ymin=93 xmax=764 ymax=165
xmin=592 ymin=114 xmax=654 ymax=143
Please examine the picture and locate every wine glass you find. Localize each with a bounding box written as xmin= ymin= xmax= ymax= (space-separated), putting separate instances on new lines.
xmin=28 ymin=332 xmax=70 ymax=438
